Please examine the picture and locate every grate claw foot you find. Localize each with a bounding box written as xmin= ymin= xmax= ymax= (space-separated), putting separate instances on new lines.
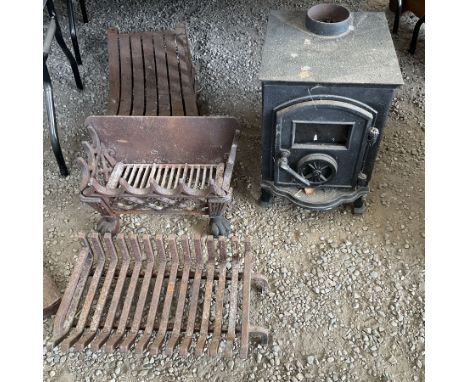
xmin=97 ymin=216 xmax=120 ymax=235
xmin=210 ymin=216 xmax=231 ymax=237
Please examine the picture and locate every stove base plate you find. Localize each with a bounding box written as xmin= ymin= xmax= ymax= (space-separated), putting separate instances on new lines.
xmin=260 ymin=181 xmax=369 ymax=211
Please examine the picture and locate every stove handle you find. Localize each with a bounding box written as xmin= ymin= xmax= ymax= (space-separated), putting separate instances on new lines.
xmin=368 ymin=127 xmax=380 ymax=146
xmin=277 ymin=150 xmax=311 ymax=187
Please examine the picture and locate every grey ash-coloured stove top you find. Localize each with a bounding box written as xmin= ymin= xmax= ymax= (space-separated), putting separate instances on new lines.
xmin=259 ymin=10 xmax=404 ymax=86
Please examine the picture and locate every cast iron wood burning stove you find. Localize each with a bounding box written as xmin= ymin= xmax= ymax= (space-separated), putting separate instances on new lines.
xmin=258 ymin=4 xmax=403 ymax=213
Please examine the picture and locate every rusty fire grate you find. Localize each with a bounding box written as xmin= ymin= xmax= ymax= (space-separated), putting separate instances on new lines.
xmin=94 ymin=161 xmax=226 ymax=198
xmin=78 ymin=116 xmax=240 ymax=236
xmin=50 ymin=233 xmax=269 ymax=358
xmin=108 ymin=163 xmax=222 ymax=193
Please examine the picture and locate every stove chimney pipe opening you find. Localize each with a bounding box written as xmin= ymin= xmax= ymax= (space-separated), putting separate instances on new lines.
xmin=306 ymin=3 xmax=351 ymax=36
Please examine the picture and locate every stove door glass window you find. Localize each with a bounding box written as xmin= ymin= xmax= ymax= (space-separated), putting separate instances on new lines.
xmin=292 ymin=121 xmax=352 ymax=148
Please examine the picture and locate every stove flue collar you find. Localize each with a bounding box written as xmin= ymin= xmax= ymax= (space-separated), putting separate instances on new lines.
xmin=305 ymin=3 xmax=351 ymax=37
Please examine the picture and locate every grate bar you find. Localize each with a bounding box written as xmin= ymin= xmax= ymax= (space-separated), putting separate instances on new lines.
xmin=146 ymin=164 xmax=157 ymax=188
xmin=154 ymin=164 xmax=163 ymax=186
xmin=195 ymin=236 xmax=216 ymax=356
xmin=240 ymin=239 xmax=253 ymax=359
xmin=194 ymin=165 xmax=201 ymax=189
xmin=73 ymin=234 xmax=116 ymax=350
xmin=153 ymin=32 xmax=170 ymax=116
xmin=52 ymin=248 xmax=93 ymax=346
xmin=179 ymin=235 xmax=203 ymax=356
xmin=165 ymin=32 xmax=184 ymax=115
xmin=165 ymin=236 xmax=191 ymax=355
xmin=135 ymin=235 xmax=167 ymax=353
xmin=117 ymin=33 xmax=132 ymax=116
xmin=150 ymin=236 xmax=179 ymax=354
xmin=201 ymin=166 xmax=207 ymax=189
xmin=60 ymin=233 xmax=105 ymax=351
xmin=132 ymin=165 xmax=145 ymax=188
xmin=120 ymin=235 xmax=154 ymax=351
xmin=160 ymin=165 xmax=169 ymax=189
xmin=130 ymin=34 xmax=145 ymax=116
xmin=107 ymin=29 xmax=120 ymax=115
xmin=104 ymin=234 xmax=142 ymax=351
xmin=209 ymin=237 xmax=227 ymax=356
xmin=127 ymin=165 xmax=136 ymax=185
xmin=142 ymin=32 xmax=158 ymax=116
xmin=89 ymin=235 xmax=128 ymax=351
xmin=141 ymin=165 xmax=152 ymax=188
xmin=225 ymin=237 xmax=239 ymax=357
xmin=166 ymin=166 xmax=175 ymax=189
xmin=175 ymin=25 xmax=199 ymax=115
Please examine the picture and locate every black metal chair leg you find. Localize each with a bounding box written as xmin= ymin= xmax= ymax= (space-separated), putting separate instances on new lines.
xmin=66 ymin=0 xmax=82 ymax=65
xmin=46 ymin=0 xmax=83 ymax=89
xmin=54 ymin=19 xmax=84 ymax=89
xmin=79 ymin=0 xmax=88 ymax=23
xmin=392 ymin=0 xmax=402 ymax=34
xmin=409 ymin=16 xmax=425 ymax=54
xmin=43 ymin=63 xmax=69 ymax=177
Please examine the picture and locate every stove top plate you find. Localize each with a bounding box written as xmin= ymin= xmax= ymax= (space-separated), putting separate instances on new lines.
xmin=259 ymin=10 xmax=404 ymax=86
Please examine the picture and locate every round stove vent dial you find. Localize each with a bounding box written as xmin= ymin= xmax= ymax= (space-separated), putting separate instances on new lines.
xmin=297 ymin=153 xmax=338 ymax=185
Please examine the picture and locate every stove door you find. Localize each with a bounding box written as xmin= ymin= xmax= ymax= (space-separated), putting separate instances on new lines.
xmin=274 ymin=97 xmax=376 ymax=188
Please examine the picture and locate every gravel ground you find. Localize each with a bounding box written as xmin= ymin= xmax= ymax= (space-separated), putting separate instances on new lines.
xmin=43 ymin=0 xmax=425 ymax=381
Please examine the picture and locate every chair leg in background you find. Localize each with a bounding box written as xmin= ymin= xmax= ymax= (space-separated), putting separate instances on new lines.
xmin=66 ymin=0 xmax=82 ymax=65
xmin=409 ymin=16 xmax=425 ymax=54
xmin=44 ymin=64 xmax=69 ymax=177
xmin=79 ymin=0 xmax=88 ymax=23
xmin=53 ymin=16 xmax=83 ymax=89
xmin=392 ymin=0 xmax=402 ymax=34
xmin=47 ymin=0 xmax=83 ymax=88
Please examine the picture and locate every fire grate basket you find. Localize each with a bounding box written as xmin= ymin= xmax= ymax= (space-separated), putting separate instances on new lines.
xmin=78 ymin=116 xmax=240 ymax=237
xmin=50 ymin=232 xmax=269 ymax=358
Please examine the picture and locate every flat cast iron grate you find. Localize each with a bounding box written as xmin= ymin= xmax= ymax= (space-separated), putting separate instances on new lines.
xmin=50 ymin=233 xmax=269 ymax=358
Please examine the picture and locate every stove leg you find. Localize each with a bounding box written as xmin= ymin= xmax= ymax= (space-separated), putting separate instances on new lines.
xmin=97 ymin=215 xmax=120 ymax=235
xmin=352 ymin=197 xmax=366 ymax=215
xmin=259 ymin=188 xmax=273 ymax=208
